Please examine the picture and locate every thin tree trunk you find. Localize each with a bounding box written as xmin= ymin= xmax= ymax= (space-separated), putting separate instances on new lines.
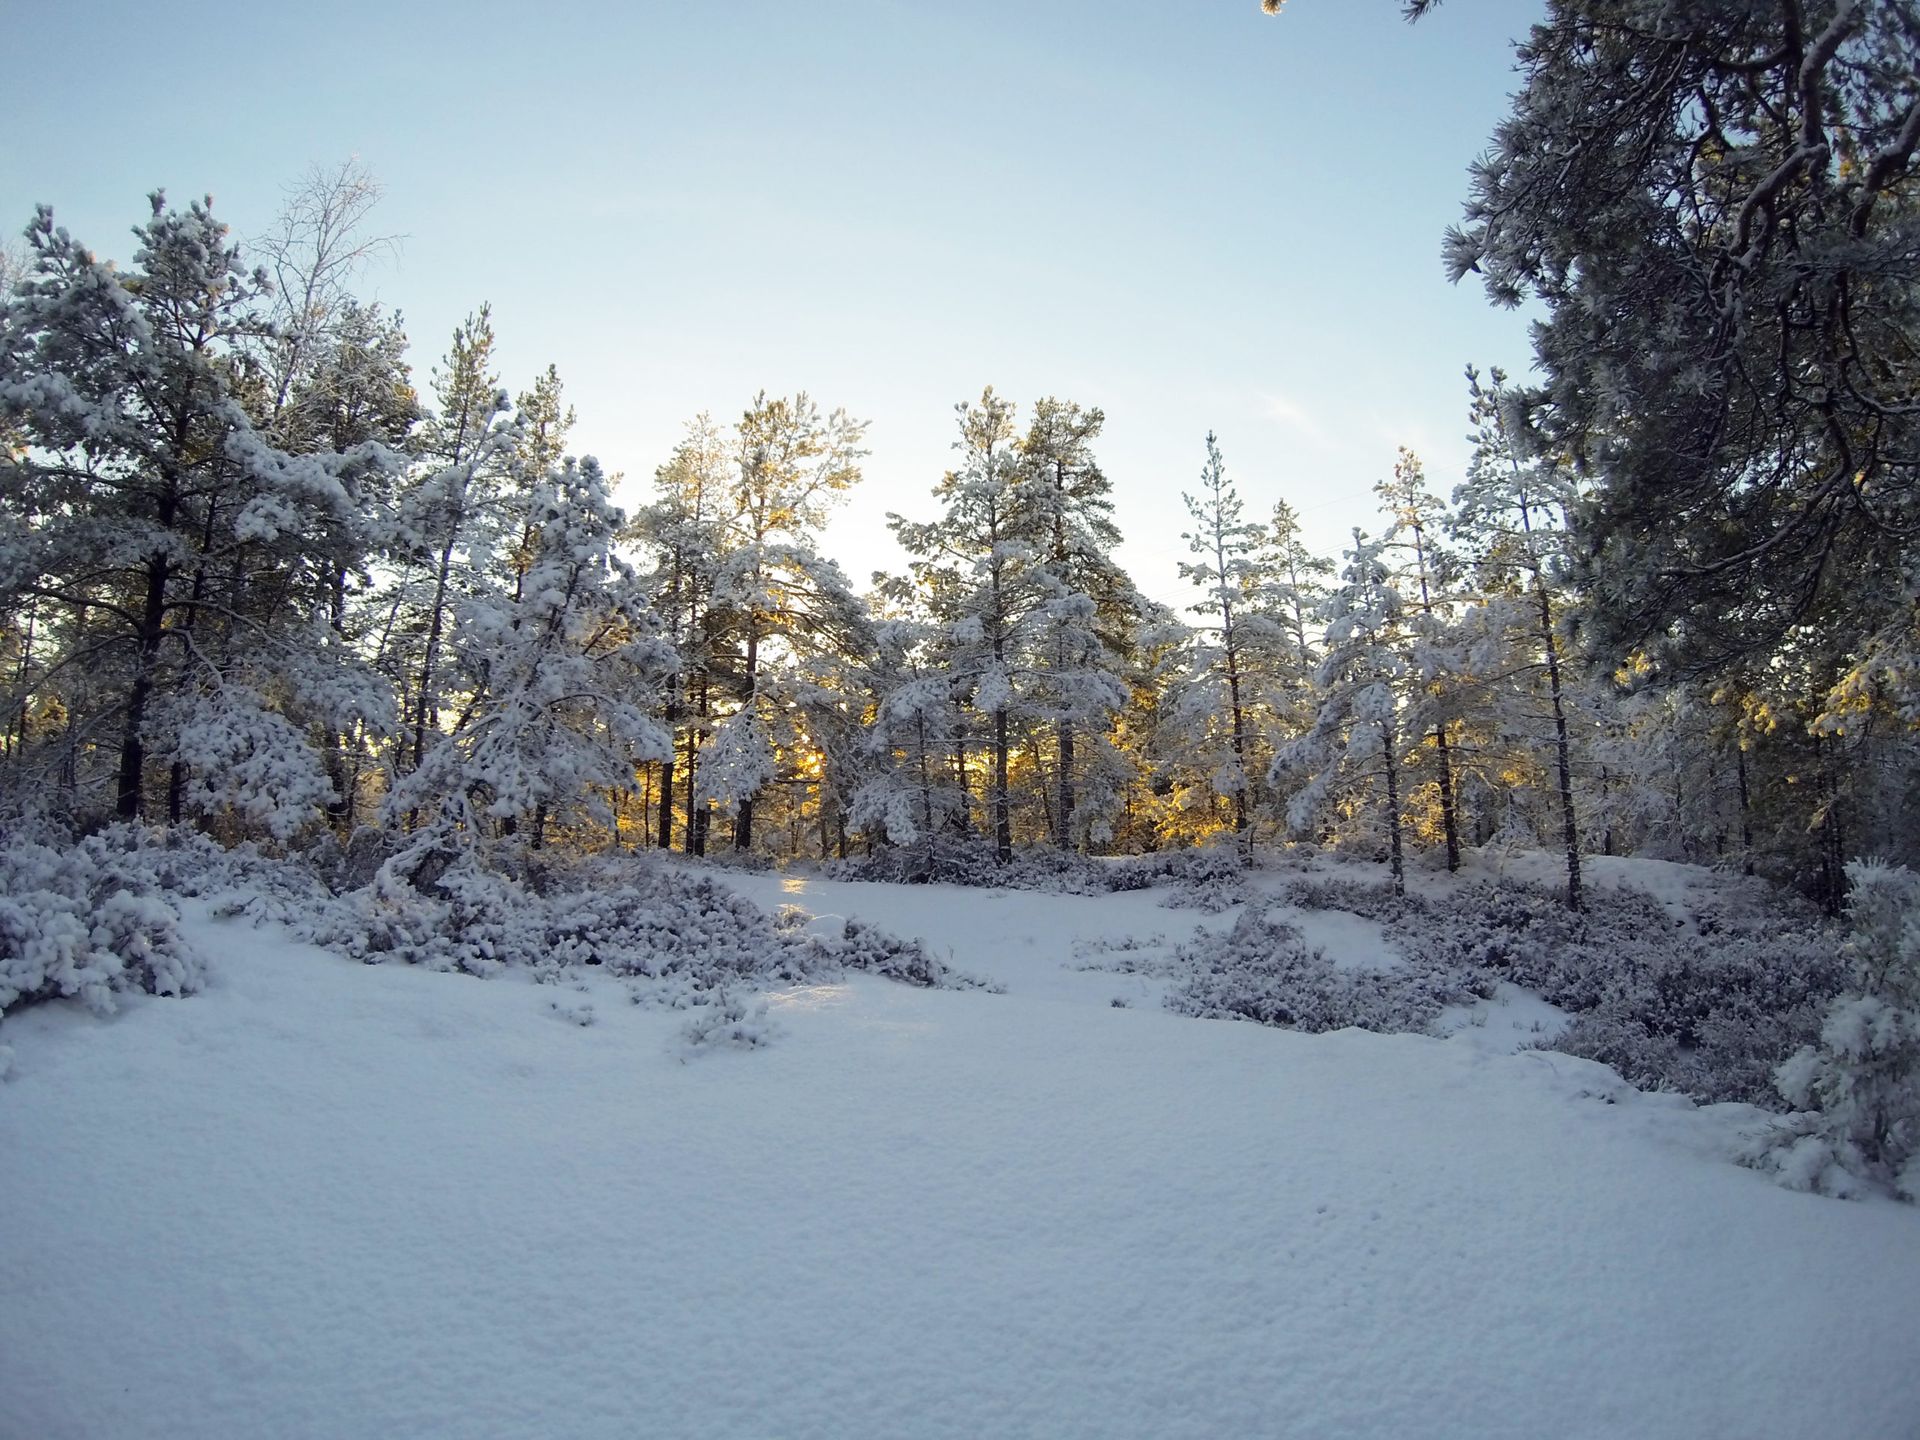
xmin=1735 ymin=744 xmax=1755 ymax=876
xmin=918 ymin=709 xmax=938 ymax=879
xmin=323 ymin=561 xmax=354 ymax=832
xmin=657 ymin=752 xmax=675 ymax=851
xmin=1408 ymin=521 xmax=1459 ymax=871
xmin=993 ymin=708 xmax=1011 ymax=863
xmin=117 ymin=547 xmax=173 ymax=821
xmin=9 ymin=598 xmax=38 ymax=761
xmin=689 ymin=668 xmax=709 ymax=856
xmin=734 ymin=623 xmax=760 ymax=854
xmin=1057 ymin=719 xmax=1075 ymax=850
xmin=1226 ymin=649 xmax=1249 ymax=840
xmin=410 ymin=531 xmax=460 ymax=776
xmin=1381 ymin=718 xmax=1405 ymax=898
xmin=1537 ymin=581 xmax=1582 ymax=912
xmin=952 ymin=720 xmax=971 ymax=836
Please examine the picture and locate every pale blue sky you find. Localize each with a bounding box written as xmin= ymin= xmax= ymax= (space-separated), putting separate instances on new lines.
xmin=3 ymin=0 xmax=1543 ymax=609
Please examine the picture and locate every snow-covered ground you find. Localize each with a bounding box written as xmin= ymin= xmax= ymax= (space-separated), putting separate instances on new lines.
xmin=3 ymin=875 xmax=1917 ymax=1439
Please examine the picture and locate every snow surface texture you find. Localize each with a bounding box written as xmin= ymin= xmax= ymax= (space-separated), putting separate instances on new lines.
xmin=3 ymin=878 xmax=1918 ymax=1439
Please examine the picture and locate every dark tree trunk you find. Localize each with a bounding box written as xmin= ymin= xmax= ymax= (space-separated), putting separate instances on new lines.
xmin=952 ymin=723 xmax=971 ymax=836
xmin=1056 ymin=719 xmax=1075 ymax=850
xmin=657 ymin=756 xmax=675 ymax=851
xmin=1433 ymin=722 xmax=1460 ymax=872
xmin=1735 ymin=743 xmax=1755 ymax=876
xmin=993 ymin=709 xmax=1011 ymax=863
xmin=117 ymin=548 xmax=173 ymax=821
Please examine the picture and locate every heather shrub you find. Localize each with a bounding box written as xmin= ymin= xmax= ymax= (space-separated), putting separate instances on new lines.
xmin=1223 ymin=867 xmax=1846 ymax=1108
xmin=1166 ymin=901 xmax=1488 ymax=1035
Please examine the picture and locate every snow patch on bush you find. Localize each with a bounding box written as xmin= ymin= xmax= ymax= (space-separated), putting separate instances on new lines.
xmin=1744 ymin=860 xmax=1920 ymax=1200
xmin=1165 ymin=867 xmax=1847 ymax=1111
xmin=0 ymin=823 xmax=216 ymax=1017
xmin=1166 ymin=900 xmax=1488 ymax=1034
xmin=675 ymin=990 xmax=782 ymax=1056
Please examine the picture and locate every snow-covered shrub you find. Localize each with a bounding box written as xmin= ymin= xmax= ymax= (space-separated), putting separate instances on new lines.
xmin=1155 ymin=844 xmax=1249 ymax=913
xmin=826 ymin=836 xmax=1023 ymax=888
xmin=1166 ymin=901 xmax=1487 ymax=1034
xmin=833 ymin=919 xmax=944 ymax=987
xmin=305 ymin=838 xmax=821 ymax=997
xmin=800 ymin=915 xmax=1001 ymax=992
xmin=302 ymin=840 xmax=997 ymax=1008
xmin=676 ymin=990 xmax=782 ymax=1055
xmin=830 ymin=838 xmax=1126 ymax=895
xmin=1746 ymin=861 xmax=1920 ymax=1200
xmin=547 ymin=992 xmax=597 ymax=1027
xmin=0 ymin=823 xmax=207 ymax=1016
xmin=830 ymin=837 xmax=1256 ymax=902
xmin=1272 ymin=868 xmax=1844 ymax=1105
xmin=1072 ymin=932 xmax=1181 ymax=978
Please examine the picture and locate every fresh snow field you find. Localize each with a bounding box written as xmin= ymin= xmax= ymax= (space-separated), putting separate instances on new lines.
xmin=4 ymin=872 xmax=1919 ymax=1439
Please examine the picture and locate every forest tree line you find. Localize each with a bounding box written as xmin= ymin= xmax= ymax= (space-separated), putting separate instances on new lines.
xmin=0 ymin=157 xmax=1914 ymax=914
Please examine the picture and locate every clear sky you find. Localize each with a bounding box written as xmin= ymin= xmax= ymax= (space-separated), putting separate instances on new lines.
xmin=3 ymin=0 xmax=1544 ymax=612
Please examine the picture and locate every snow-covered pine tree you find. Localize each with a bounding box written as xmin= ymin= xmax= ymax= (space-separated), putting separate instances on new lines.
xmin=1376 ymin=447 xmax=1465 ymax=873
xmin=1758 ymin=859 xmax=1920 ymax=1200
xmin=1424 ymin=0 xmax=1920 ymax=700
xmin=1116 ymin=600 xmax=1196 ymax=850
xmin=627 ymin=414 xmax=730 ymax=853
xmin=1173 ymin=432 xmax=1279 ymax=846
xmin=382 ymin=306 xmax=521 ymax=798
xmin=0 ymin=194 xmax=395 ymax=836
xmin=1017 ymin=397 xmax=1133 ymax=850
xmin=271 ymin=299 xmax=418 ymax=831
xmin=850 ymin=617 xmax=972 ymax=878
xmin=1258 ymin=496 xmax=1332 ymax=738
xmin=891 ymin=388 xmax=1054 ymax=863
xmin=702 ymin=391 xmax=868 ymax=855
xmin=1277 ymin=530 xmax=1411 ymax=894
xmin=1451 ymin=366 xmax=1586 ymax=908
xmin=869 ymin=563 xmax=982 ymax=844
xmin=387 ymin=456 xmax=674 ymax=848
xmin=506 ymin=364 xmax=576 ymax=599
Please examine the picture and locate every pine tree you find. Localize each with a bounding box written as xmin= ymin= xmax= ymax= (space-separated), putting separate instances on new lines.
xmin=1452 ymin=366 xmax=1586 ymax=908
xmin=850 ymin=617 xmax=972 ymax=877
xmin=704 ymin=391 xmax=868 ymax=854
xmin=1260 ymin=496 xmax=1332 ymax=728
xmin=0 ymin=194 xmax=394 ymax=835
xmin=507 ymin=364 xmax=576 ymax=598
xmin=389 ymin=456 xmax=674 ymax=847
xmin=891 ymin=388 xmax=1054 ymax=863
xmin=1278 ymin=531 xmax=1411 ymax=894
xmin=1018 ymin=397 xmax=1133 ymax=849
xmin=1175 ymin=432 xmax=1277 ymax=844
xmin=628 ymin=415 xmax=729 ymax=853
xmin=1761 ymin=859 xmax=1920 ymax=1199
xmin=384 ymin=306 xmax=520 ymax=798
xmin=274 ymin=299 xmax=418 ymax=830
xmin=1376 ymin=447 xmax=1463 ymax=872
xmin=1427 ymin=0 xmax=1920 ymax=695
